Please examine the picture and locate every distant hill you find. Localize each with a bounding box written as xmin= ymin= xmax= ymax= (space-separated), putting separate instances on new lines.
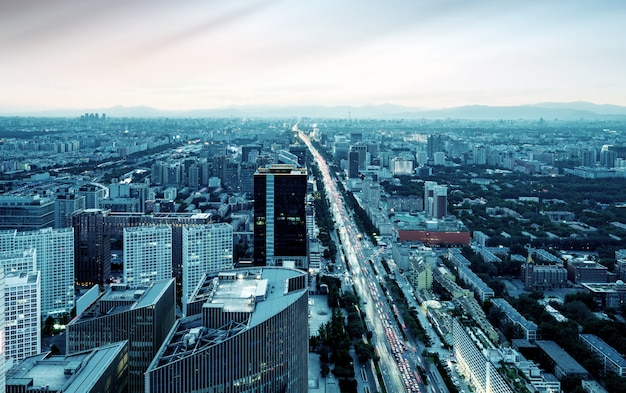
xmin=4 ymin=101 xmax=626 ymax=120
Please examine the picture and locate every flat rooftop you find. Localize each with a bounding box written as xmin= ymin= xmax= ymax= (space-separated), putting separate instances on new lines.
xmin=6 ymin=342 xmax=127 ymax=392
xmin=74 ymin=279 xmax=174 ymax=321
xmin=535 ymin=340 xmax=589 ymax=375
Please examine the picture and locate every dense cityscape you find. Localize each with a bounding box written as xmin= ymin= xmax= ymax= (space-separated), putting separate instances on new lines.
xmin=1 ymin=113 xmax=626 ymax=393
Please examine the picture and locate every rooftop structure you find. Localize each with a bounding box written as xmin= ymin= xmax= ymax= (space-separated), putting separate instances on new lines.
xmin=5 ymin=341 xmax=128 ymax=393
xmin=66 ymin=279 xmax=176 ymax=392
xmin=146 ymin=267 xmax=309 ymax=393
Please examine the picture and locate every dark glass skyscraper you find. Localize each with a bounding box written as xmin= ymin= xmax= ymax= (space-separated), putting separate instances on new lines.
xmin=253 ymin=164 xmax=308 ymax=269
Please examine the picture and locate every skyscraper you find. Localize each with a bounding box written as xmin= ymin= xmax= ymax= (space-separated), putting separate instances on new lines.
xmin=0 ymin=266 xmax=5 ymax=393
xmin=66 ymin=279 xmax=175 ymax=393
xmin=0 ymin=228 xmax=74 ymax=316
xmin=254 ymin=164 xmax=308 ymax=269
xmin=145 ymin=267 xmax=309 ymax=393
xmin=3 ymin=271 xmax=40 ymax=364
xmin=124 ymin=225 xmax=172 ymax=288
xmin=71 ymin=209 xmax=111 ymax=288
xmin=182 ymin=223 xmax=234 ymax=312
xmin=54 ymin=188 xmax=86 ymax=229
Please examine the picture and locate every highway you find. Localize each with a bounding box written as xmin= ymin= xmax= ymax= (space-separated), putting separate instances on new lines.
xmin=298 ymin=129 xmax=422 ymax=393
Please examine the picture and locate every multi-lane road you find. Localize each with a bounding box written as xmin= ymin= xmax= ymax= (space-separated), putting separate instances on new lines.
xmin=299 ymin=129 xmax=426 ymax=393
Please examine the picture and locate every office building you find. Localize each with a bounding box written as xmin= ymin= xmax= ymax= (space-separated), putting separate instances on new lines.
xmin=582 ymin=281 xmax=626 ymax=309
xmin=71 ymin=209 xmax=111 ymax=288
xmin=102 ymin=211 xmax=212 ymax=280
xmin=6 ymin=341 xmax=129 ymax=393
xmin=567 ymin=260 xmax=608 ymax=283
xmin=424 ymin=181 xmax=448 ymax=219
xmin=453 ymin=319 xmax=513 ymax=393
xmin=0 ymin=248 xmax=36 ymax=274
xmin=348 ymin=150 xmax=359 ymax=178
xmin=145 ymin=267 xmax=309 ymax=393
xmin=123 ymin=225 xmax=172 ymax=288
xmin=66 ymin=279 xmax=176 ymax=393
xmin=0 ymin=195 xmax=55 ymax=231
xmin=182 ymin=223 xmax=234 ymax=312
xmin=0 ymin=266 xmax=4 ymax=393
xmin=0 ymin=228 xmax=74 ymax=316
xmin=54 ymin=189 xmax=86 ymax=229
xmin=4 ymin=271 xmax=40 ymax=367
xmin=579 ymin=334 xmax=626 ymax=377
xmin=254 ymin=164 xmax=308 ymax=269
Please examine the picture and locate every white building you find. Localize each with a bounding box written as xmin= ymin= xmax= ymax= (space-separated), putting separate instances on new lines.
xmin=0 ymin=266 xmax=5 ymax=392
xmin=124 ymin=225 xmax=172 ymax=288
xmin=0 ymin=228 xmax=74 ymax=316
xmin=0 ymin=248 xmax=36 ymax=274
xmin=181 ymin=223 xmax=233 ymax=311
xmin=4 ymin=271 xmax=40 ymax=366
xmin=453 ymin=319 xmax=513 ymax=393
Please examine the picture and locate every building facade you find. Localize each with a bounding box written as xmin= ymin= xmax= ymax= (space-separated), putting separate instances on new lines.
xmin=71 ymin=209 xmax=111 ymax=288
xmin=0 ymin=228 xmax=74 ymax=316
xmin=66 ymin=279 xmax=176 ymax=393
xmin=146 ymin=268 xmax=309 ymax=393
xmin=253 ymin=164 xmax=308 ymax=269
xmin=123 ymin=225 xmax=172 ymax=288
xmin=0 ymin=195 xmax=55 ymax=231
xmin=453 ymin=319 xmax=513 ymax=393
xmin=182 ymin=223 xmax=234 ymax=312
xmin=4 ymin=271 xmax=40 ymax=365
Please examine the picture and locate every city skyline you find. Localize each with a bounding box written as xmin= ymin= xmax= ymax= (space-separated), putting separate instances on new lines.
xmin=2 ymin=0 xmax=626 ymax=113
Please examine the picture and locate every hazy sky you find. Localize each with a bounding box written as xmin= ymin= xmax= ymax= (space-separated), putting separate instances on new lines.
xmin=2 ymin=0 xmax=626 ymax=111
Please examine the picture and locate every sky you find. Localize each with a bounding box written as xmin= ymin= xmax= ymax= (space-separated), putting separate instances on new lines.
xmin=2 ymin=0 xmax=626 ymax=112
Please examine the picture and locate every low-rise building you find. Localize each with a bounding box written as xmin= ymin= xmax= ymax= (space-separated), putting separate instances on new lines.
xmin=579 ymin=334 xmax=626 ymax=377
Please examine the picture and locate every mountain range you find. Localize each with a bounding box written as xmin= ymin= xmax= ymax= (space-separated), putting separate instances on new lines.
xmin=4 ymin=101 xmax=626 ymax=120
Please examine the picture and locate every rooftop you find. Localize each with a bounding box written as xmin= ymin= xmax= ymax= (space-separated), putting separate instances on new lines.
xmin=150 ymin=267 xmax=307 ymax=370
xmin=6 ymin=341 xmax=127 ymax=392
xmin=73 ymin=279 xmax=174 ymax=321
xmin=535 ymin=340 xmax=589 ymax=375
xmin=579 ymin=334 xmax=626 ymax=367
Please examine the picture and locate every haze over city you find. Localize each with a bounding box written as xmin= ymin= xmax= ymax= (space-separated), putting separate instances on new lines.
xmin=2 ymin=0 xmax=626 ymax=113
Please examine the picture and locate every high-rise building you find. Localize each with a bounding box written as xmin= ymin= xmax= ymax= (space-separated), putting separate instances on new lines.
xmin=0 ymin=195 xmax=55 ymax=231
xmin=54 ymin=189 xmax=86 ymax=229
xmin=348 ymin=150 xmax=359 ymax=178
xmin=182 ymin=223 xmax=234 ymax=312
xmin=424 ymin=182 xmax=447 ymax=219
xmin=0 ymin=228 xmax=74 ymax=316
xmin=102 ymin=212 xmax=213 ymax=281
xmin=0 ymin=248 xmax=37 ymax=273
xmin=0 ymin=266 xmax=5 ymax=393
xmin=66 ymin=279 xmax=176 ymax=393
xmin=4 ymin=271 xmax=40 ymax=365
xmin=123 ymin=225 xmax=172 ymax=288
xmin=241 ymin=144 xmax=262 ymax=163
xmin=77 ymin=183 xmax=107 ymax=209
xmin=254 ymin=164 xmax=308 ymax=269
xmin=6 ymin=341 xmax=129 ymax=393
xmin=145 ymin=267 xmax=309 ymax=393
xmin=71 ymin=209 xmax=111 ymax=288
